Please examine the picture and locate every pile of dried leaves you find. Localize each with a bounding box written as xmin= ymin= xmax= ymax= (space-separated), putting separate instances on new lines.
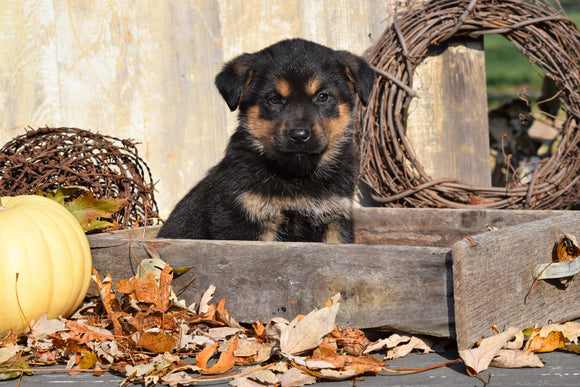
xmin=0 ymin=262 xmax=434 ymax=386
xmin=1 ymin=261 xmax=579 ymax=386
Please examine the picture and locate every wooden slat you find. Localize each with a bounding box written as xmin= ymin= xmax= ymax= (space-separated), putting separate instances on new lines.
xmin=406 ymin=39 xmax=491 ymax=187
xmin=90 ymin=235 xmax=454 ymax=337
xmin=452 ymin=213 xmax=580 ymax=350
xmin=92 ymin=235 xmax=452 ymax=336
xmin=353 ymin=207 xmax=567 ymax=247
xmin=88 ymin=208 xmax=571 ymax=338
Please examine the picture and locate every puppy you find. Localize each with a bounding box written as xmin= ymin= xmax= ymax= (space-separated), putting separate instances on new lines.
xmin=158 ymin=38 xmax=375 ymax=243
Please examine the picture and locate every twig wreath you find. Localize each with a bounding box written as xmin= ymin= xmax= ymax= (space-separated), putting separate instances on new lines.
xmin=0 ymin=127 xmax=159 ymax=229
xmin=356 ymin=0 xmax=580 ymax=209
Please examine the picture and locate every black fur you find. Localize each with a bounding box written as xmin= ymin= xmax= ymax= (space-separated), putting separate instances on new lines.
xmin=158 ymin=38 xmax=375 ymax=243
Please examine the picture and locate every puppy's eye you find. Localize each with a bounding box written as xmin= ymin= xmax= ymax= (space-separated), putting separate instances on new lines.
xmin=269 ymin=95 xmax=283 ymax=105
xmin=316 ymin=93 xmax=329 ymax=103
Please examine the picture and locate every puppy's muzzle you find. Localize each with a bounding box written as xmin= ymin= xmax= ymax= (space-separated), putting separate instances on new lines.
xmin=287 ymin=128 xmax=311 ymax=144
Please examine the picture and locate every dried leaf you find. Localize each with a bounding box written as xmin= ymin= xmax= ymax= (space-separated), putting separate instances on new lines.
xmin=91 ymin=269 xmax=124 ymax=336
xmin=138 ymin=332 xmax=178 ymax=353
xmin=195 ymin=342 xmax=219 ymax=370
xmin=459 ymin=327 xmax=520 ymax=376
xmin=65 ymin=191 xmax=126 ymax=232
xmin=503 ymin=331 xmax=524 ymax=350
xmin=30 ymin=315 xmax=67 ymax=336
xmin=235 ymin=339 xmax=276 ymax=364
xmin=207 ymin=327 xmax=244 ymax=340
xmin=123 ymin=353 xmax=179 ymax=385
xmin=0 ymin=357 xmax=33 ymax=381
xmin=554 ymin=234 xmax=580 ymax=262
xmin=364 ymin=333 xmax=411 ymax=354
xmin=200 ymin=335 xmax=239 ymax=375
xmin=63 ymin=320 xmax=111 ymax=345
xmin=490 ymin=349 xmax=544 ymax=368
xmin=277 ymin=366 xmax=317 ymax=387
xmin=0 ymin=344 xmax=23 ymax=363
xmin=78 ymin=352 xmax=98 ymax=370
xmin=199 ymin=285 xmax=216 ymax=313
xmin=280 ymin=294 xmax=340 ymax=355
xmin=539 ymin=321 xmax=580 ymax=344
xmin=216 ymin=297 xmax=244 ymax=329
xmin=386 ymin=336 xmax=433 ymax=359
xmin=526 ymin=330 xmax=568 ymax=353
xmin=136 ymin=258 xmax=168 ymax=280
xmin=308 ymin=347 xmax=384 ymax=378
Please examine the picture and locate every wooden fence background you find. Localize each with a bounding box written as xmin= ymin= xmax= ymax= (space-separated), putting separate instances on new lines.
xmin=0 ymin=0 xmax=488 ymax=217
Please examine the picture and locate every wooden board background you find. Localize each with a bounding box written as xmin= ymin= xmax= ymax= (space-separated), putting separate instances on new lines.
xmin=0 ymin=1 xmax=490 ymax=217
xmin=0 ymin=0 xmax=387 ymax=217
xmin=453 ymin=213 xmax=580 ymax=350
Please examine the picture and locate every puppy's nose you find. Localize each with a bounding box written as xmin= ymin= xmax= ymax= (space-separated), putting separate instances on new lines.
xmin=287 ymin=129 xmax=311 ymax=143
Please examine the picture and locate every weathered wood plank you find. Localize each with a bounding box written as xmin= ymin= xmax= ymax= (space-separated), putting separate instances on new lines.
xmin=406 ymin=39 xmax=491 ymax=187
xmin=90 ymin=236 xmax=454 ymax=337
xmin=88 ymin=208 xmax=571 ymax=338
xmin=452 ymin=213 xmax=580 ymax=350
xmin=353 ymin=207 xmax=567 ymax=247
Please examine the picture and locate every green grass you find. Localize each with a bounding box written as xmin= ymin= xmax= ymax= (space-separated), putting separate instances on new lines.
xmin=484 ymin=10 xmax=580 ymax=109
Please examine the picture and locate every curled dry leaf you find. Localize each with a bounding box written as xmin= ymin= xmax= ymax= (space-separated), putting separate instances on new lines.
xmin=199 ymin=285 xmax=216 ymax=313
xmin=525 ymin=322 xmax=580 ymax=353
xmin=526 ymin=330 xmax=568 ymax=353
xmin=386 ymin=335 xmax=433 ymax=360
xmin=200 ymin=335 xmax=239 ymax=375
xmin=280 ymin=294 xmax=340 ymax=356
xmin=459 ymin=327 xmax=520 ymax=376
xmin=490 ymin=349 xmax=544 ymax=369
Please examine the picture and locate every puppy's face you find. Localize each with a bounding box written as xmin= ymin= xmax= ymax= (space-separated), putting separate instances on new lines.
xmin=215 ymin=39 xmax=375 ymax=165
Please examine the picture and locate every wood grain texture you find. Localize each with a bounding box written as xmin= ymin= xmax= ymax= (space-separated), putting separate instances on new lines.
xmin=406 ymin=39 xmax=491 ymax=187
xmin=88 ymin=208 xmax=570 ymax=338
xmin=90 ymin=235 xmax=454 ymax=337
xmin=354 ymin=207 xmax=568 ymax=247
xmin=0 ymin=0 xmax=229 ymax=216
xmin=0 ymin=0 xmax=393 ymax=218
xmin=452 ymin=213 xmax=580 ymax=350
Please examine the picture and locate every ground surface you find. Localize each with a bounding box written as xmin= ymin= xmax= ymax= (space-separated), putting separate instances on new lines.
xmin=2 ymin=348 xmax=578 ymax=386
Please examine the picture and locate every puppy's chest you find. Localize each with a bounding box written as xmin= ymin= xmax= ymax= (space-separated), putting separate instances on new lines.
xmin=237 ymin=191 xmax=352 ymax=224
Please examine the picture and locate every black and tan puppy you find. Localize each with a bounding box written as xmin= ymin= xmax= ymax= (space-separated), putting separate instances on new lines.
xmin=158 ymin=38 xmax=375 ymax=243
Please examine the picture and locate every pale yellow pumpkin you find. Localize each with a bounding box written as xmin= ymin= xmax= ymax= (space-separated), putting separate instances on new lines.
xmin=0 ymin=195 xmax=92 ymax=335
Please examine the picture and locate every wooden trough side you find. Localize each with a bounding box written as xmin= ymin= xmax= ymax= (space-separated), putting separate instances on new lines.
xmin=88 ymin=208 xmax=569 ymax=339
xmin=453 ymin=213 xmax=580 ymax=350
xmin=90 ymin=235 xmax=453 ymax=337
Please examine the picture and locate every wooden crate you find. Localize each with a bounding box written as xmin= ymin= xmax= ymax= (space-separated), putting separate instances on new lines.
xmin=88 ymin=207 xmax=580 ymax=348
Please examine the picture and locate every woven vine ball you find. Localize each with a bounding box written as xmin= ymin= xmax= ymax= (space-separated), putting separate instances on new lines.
xmin=355 ymin=0 xmax=580 ymax=209
xmin=0 ymin=127 xmax=159 ymax=229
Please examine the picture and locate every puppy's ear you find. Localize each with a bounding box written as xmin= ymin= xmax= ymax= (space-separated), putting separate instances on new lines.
xmin=339 ymin=52 xmax=376 ymax=107
xmin=215 ymin=53 xmax=254 ymax=111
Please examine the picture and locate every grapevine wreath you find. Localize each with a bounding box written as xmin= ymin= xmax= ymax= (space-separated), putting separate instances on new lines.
xmin=0 ymin=127 xmax=159 ymax=229
xmin=355 ymin=0 xmax=580 ymax=209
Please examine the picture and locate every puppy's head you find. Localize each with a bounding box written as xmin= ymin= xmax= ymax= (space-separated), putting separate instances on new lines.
xmin=215 ymin=39 xmax=375 ymax=167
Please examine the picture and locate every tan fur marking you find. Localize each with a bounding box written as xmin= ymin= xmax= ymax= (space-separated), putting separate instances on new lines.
xmin=246 ymin=105 xmax=277 ymax=153
xmin=238 ymin=192 xmax=352 ymax=225
xmin=320 ymin=103 xmax=352 ymax=166
xmin=323 ymin=221 xmax=344 ymax=244
xmin=241 ymin=70 xmax=254 ymax=100
xmin=237 ymin=191 xmax=284 ymax=241
xmin=259 ymin=219 xmax=284 ymax=241
xmin=344 ymin=67 xmax=358 ymax=95
xmin=306 ymin=78 xmax=323 ymax=96
xmin=276 ymin=79 xmax=291 ymax=98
